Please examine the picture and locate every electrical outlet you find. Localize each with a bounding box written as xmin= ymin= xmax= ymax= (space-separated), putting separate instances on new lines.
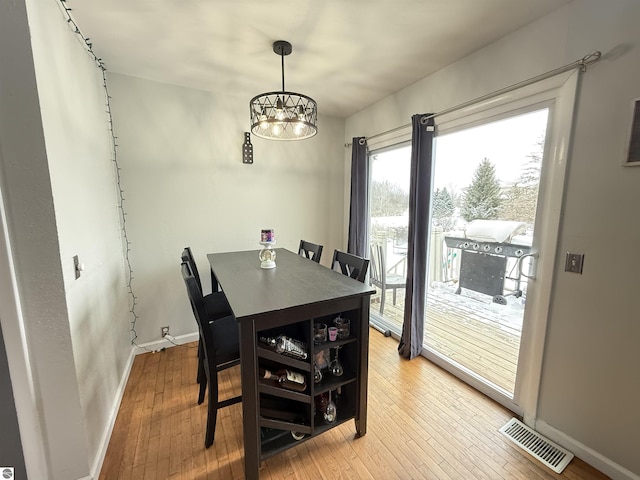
xmin=161 ymin=326 xmax=170 ymax=337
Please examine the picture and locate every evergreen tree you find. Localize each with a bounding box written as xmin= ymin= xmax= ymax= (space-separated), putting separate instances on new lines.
xmin=432 ymin=187 xmax=456 ymax=232
xmin=460 ymin=158 xmax=502 ymax=222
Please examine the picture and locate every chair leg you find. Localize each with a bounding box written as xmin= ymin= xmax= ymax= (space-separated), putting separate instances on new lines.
xmin=204 ymin=368 xmax=219 ymax=448
xmin=392 ymin=288 xmax=397 ymax=305
xmin=197 ymin=339 xmax=204 ymax=383
xmin=198 ymin=375 xmax=207 ymax=405
xmin=197 ymin=341 xmax=207 ymax=405
xmin=380 ymin=288 xmax=386 ymax=315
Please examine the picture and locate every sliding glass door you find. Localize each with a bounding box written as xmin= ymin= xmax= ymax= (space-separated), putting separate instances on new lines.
xmin=367 ymin=110 xmax=547 ymax=399
xmin=368 ymin=144 xmax=411 ymax=333
xmin=367 ymin=69 xmax=579 ymax=414
xmin=425 ymin=109 xmax=548 ymax=398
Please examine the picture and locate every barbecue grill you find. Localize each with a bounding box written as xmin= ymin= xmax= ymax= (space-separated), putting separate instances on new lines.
xmin=444 ymin=220 xmax=531 ymax=305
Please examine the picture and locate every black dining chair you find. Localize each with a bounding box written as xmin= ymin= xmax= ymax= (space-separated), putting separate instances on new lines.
xmin=181 ymin=247 xmax=231 ymax=318
xmin=331 ymin=250 xmax=369 ymax=283
xmin=370 ymin=243 xmax=406 ymax=314
xmin=298 ymin=239 xmax=324 ymax=263
xmin=181 ymin=247 xmax=233 ymax=402
xmin=181 ymin=261 xmax=242 ymax=448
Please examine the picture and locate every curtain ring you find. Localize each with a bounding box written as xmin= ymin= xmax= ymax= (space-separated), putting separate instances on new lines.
xmin=358 ymin=137 xmax=366 ymax=146
xmin=420 ymin=115 xmax=430 ymax=125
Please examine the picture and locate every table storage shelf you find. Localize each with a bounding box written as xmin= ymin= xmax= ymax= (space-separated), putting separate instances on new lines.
xmin=255 ymin=310 xmax=361 ymax=459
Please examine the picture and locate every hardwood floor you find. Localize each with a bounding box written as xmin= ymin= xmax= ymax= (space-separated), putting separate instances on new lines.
xmin=99 ymin=330 xmax=610 ymax=479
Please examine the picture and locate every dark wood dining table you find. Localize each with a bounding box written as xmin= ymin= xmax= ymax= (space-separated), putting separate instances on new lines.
xmin=207 ymin=248 xmax=374 ymax=479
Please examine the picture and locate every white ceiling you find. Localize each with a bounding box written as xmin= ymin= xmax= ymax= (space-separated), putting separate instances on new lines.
xmin=68 ymin=0 xmax=571 ymax=118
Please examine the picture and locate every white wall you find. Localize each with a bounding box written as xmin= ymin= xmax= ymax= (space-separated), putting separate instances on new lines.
xmin=25 ymin=0 xmax=133 ymax=474
xmin=538 ymin=0 xmax=640 ymax=476
xmin=0 ymin=0 xmax=90 ymax=478
xmin=107 ymin=73 xmax=346 ymax=343
xmin=0 ymin=2 xmax=49 ymax=469
xmin=346 ymin=1 xmax=640 ymax=477
xmin=0 ymin=0 xmax=133 ymax=478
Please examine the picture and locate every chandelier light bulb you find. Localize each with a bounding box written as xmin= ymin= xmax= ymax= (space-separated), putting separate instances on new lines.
xmin=259 ymin=112 xmax=269 ymax=129
xmin=275 ymin=98 xmax=285 ymax=121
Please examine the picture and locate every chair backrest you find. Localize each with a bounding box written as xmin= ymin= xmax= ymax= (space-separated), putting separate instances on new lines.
xmin=181 ymin=261 xmax=215 ymax=357
xmin=181 ymin=247 xmax=204 ymax=293
xmin=298 ymin=240 xmax=323 ymax=263
xmin=331 ymin=250 xmax=369 ymax=283
xmin=369 ymin=244 xmax=384 ymax=286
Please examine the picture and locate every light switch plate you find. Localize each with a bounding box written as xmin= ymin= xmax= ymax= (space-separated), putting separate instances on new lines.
xmin=564 ymin=252 xmax=584 ymax=274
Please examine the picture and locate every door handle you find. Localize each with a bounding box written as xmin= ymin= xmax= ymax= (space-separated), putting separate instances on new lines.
xmin=518 ymin=252 xmax=538 ymax=280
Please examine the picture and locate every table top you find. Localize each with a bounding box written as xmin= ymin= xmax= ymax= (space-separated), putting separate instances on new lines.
xmin=207 ymin=248 xmax=374 ymax=320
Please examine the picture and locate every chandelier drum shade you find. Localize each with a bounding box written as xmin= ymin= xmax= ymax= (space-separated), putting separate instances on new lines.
xmin=250 ymin=40 xmax=318 ymax=140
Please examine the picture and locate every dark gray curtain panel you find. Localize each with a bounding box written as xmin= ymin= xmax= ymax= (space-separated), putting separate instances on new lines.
xmin=347 ymin=137 xmax=369 ymax=257
xmin=398 ymin=114 xmax=435 ymax=359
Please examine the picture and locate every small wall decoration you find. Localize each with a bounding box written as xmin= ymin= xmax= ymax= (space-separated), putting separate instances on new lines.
xmin=242 ymin=132 xmax=254 ymax=164
xmin=625 ymin=98 xmax=640 ymax=166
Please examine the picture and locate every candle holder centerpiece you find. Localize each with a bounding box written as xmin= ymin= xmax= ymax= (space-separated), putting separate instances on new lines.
xmin=259 ymin=229 xmax=276 ymax=269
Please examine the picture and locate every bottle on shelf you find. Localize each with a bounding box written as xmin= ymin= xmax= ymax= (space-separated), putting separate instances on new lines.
xmin=259 ymin=367 xmax=308 ymax=392
xmin=259 ymin=335 xmax=308 ymax=360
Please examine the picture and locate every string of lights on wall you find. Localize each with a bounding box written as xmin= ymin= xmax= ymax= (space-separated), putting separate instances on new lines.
xmin=56 ymin=0 xmax=144 ymax=349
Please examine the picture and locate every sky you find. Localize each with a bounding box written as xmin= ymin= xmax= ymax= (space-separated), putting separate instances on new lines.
xmin=371 ymin=108 xmax=549 ymax=194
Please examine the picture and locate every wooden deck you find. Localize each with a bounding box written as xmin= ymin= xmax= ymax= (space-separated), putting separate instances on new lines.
xmin=371 ymin=284 xmax=523 ymax=393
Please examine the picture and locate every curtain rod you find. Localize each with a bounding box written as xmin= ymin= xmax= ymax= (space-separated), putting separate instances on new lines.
xmin=345 ymin=50 xmax=601 ymax=147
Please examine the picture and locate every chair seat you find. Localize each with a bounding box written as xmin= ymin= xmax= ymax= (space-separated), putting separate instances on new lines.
xmin=370 ymin=244 xmax=407 ymax=315
xmin=209 ymin=315 xmax=240 ymax=366
xmin=384 ymin=273 xmax=406 ymax=287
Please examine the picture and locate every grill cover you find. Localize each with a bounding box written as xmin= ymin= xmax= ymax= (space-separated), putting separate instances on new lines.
xmin=464 ymin=220 xmax=526 ymax=244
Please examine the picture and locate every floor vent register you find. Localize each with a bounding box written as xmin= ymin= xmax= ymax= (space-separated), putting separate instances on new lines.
xmin=499 ymin=418 xmax=574 ymax=474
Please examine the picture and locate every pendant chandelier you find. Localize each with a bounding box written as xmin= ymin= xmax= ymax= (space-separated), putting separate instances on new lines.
xmin=249 ymin=40 xmax=318 ymax=140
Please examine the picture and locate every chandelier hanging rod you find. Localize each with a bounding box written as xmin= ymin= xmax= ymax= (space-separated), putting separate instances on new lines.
xmin=280 ymin=43 xmax=286 ymax=91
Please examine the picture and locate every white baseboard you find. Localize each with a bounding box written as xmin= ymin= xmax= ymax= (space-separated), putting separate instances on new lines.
xmin=90 ymin=331 xmax=200 ymax=478
xmin=89 ymin=347 xmax=135 ymax=479
xmin=535 ymin=420 xmax=640 ymax=480
xmin=133 ymin=331 xmax=199 ymax=355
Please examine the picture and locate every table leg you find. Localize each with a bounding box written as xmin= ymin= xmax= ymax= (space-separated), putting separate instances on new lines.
xmin=239 ymin=320 xmax=260 ymax=479
xmin=355 ymin=297 xmax=369 ymax=437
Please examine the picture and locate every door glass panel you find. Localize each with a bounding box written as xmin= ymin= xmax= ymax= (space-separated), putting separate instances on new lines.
xmin=426 ymin=109 xmax=548 ymax=396
xmin=368 ymin=144 xmax=411 ymax=331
